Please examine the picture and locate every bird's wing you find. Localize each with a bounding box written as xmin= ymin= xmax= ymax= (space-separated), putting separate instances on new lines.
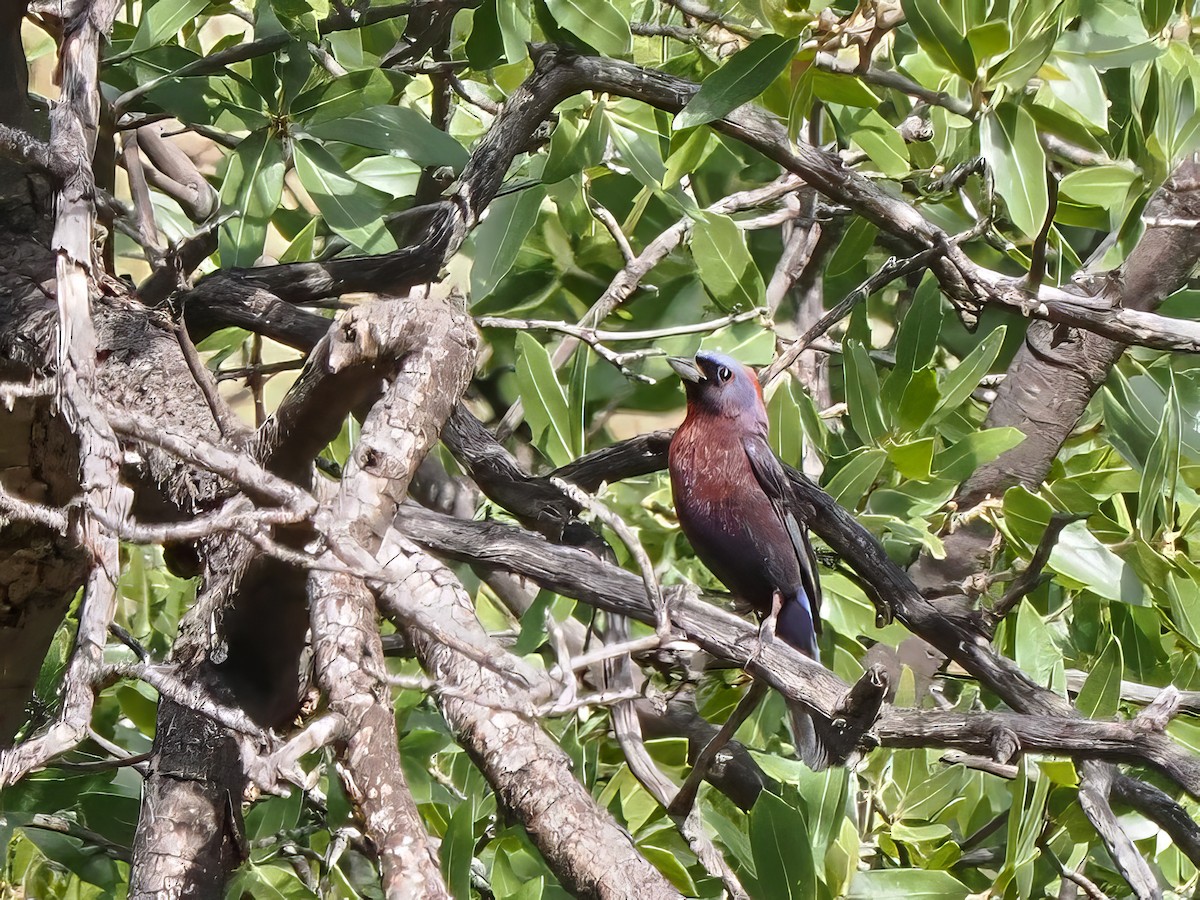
xmin=742 ymin=433 xmax=822 ymax=628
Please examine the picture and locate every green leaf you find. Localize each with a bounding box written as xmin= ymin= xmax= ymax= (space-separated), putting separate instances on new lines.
xmin=608 ymin=103 xmax=669 ymax=189
xmin=1075 ymin=637 xmax=1123 ymax=718
xmin=895 ymin=367 xmax=941 ymax=436
xmin=278 ymin=216 xmax=318 ymax=264
xmin=692 ymin=213 xmax=764 ymax=312
xmin=933 ymin=427 xmax=1025 ymax=482
xmin=304 ymin=106 xmax=469 ymax=170
xmin=883 ymin=275 xmax=944 ymax=408
xmin=497 ymin=0 xmax=532 ymax=62
xmin=826 ymin=217 xmax=878 ymax=277
xmin=767 ymin=380 xmax=806 ymax=465
xmin=901 ymin=0 xmax=976 ymax=80
xmin=1050 ymin=521 xmax=1146 ymax=605
xmin=1014 ymin=598 xmax=1060 ymax=689
xmin=543 ymin=103 xmax=608 ymax=184
xmin=966 ymin=20 xmax=1012 ymax=63
xmin=515 ymin=332 xmax=576 ymax=467
xmin=849 ymin=868 xmax=968 ymax=899
xmin=545 ymin=0 xmax=631 ymax=56
xmin=470 ymin=184 xmax=546 ymax=300
xmin=826 ymin=449 xmax=887 ymax=508
xmin=441 ymin=800 xmax=475 ymax=900
xmin=292 ymin=140 xmax=397 ymax=254
xmin=810 ymin=69 xmax=882 ymax=107
xmin=466 ymin=0 xmax=505 ymax=68
xmin=929 ymin=327 xmax=1006 ymax=426
xmin=115 ymin=683 xmax=158 ymax=736
xmin=1141 ymin=0 xmax=1175 ymax=34
xmin=988 ymin=16 xmax=1060 ymax=90
xmin=844 ymin=340 xmax=888 ymax=445
xmin=1113 ymin=603 xmax=1170 ymax=682
xmin=131 ymin=0 xmax=211 ymax=51
xmin=981 ymin=104 xmax=1049 ymax=238
xmin=1059 ymin=165 xmax=1141 ymax=207
xmin=675 ymin=35 xmax=800 ymax=130
xmin=289 ymin=69 xmax=393 ymax=124
xmin=226 ymin=860 xmax=318 ymax=898
xmin=639 ymin=844 xmax=698 ymax=895
xmin=1167 ymin=565 xmax=1200 ymax=646
xmin=749 ymin=792 xmax=817 ymax=900
xmin=218 ymin=129 xmax=285 ymax=269
xmin=836 ymin=106 xmax=910 ymax=178
xmin=887 ymin=437 xmax=936 ymax=481
xmin=1137 ymin=370 xmax=1181 ymax=542
xmin=663 ymin=126 xmax=714 ymax=189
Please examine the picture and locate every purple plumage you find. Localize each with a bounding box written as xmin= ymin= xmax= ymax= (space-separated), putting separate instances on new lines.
xmin=668 ymin=351 xmax=828 ymax=768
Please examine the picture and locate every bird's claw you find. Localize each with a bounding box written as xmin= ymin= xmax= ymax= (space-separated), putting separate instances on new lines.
xmin=746 ymin=590 xmax=785 ymax=668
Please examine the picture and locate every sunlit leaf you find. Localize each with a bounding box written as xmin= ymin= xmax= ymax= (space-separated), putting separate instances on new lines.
xmin=218 ymin=129 xmax=285 ymax=268
xmin=691 ymin=213 xmax=764 ymax=311
xmin=545 ymin=0 xmax=631 ymax=56
xmin=292 ymin=139 xmax=397 ymax=254
xmin=675 ymin=35 xmax=800 ymax=129
xmin=515 ymin=332 xmax=576 ymax=467
xmin=981 ymin=104 xmax=1049 ymax=238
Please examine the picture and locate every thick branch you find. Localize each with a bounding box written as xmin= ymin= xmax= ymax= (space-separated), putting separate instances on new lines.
xmin=394 ymin=506 xmax=1200 ymax=796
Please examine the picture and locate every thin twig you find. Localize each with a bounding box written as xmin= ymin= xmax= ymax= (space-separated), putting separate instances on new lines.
xmin=551 ymin=478 xmax=669 ymax=632
xmin=993 ymin=512 xmax=1084 ymax=621
xmin=669 ymin=680 xmax=768 ymax=816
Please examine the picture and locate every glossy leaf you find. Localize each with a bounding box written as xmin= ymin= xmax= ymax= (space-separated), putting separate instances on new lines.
xmin=826 ymin=449 xmax=888 ymax=508
xmin=292 ymin=140 xmax=397 ymax=253
xmin=289 ymin=69 xmax=392 ymax=123
xmin=837 ymin=106 xmax=910 ymax=178
xmin=1075 ymin=637 xmax=1123 ymax=718
xmin=497 ymin=0 xmax=531 ymax=62
xmin=130 ymin=0 xmax=211 ymax=51
xmin=901 ymin=0 xmax=976 ymax=80
xmin=848 ymin=868 xmax=969 ymax=899
xmin=675 ymin=35 xmax=800 ymax=129
xmin=545 ymin=0 xmax=631 ymax=57
xmin=218 ymin=129 xmax=285 ymax=269
xmin=304 ymin=106 xmax=469 ymax=170
xmin=1136 ymin=371 xmax=1181 ymax=542
xmin=471 ymin=184 xmax=546 ymax=300
xmin=981 ymin=104 xmax=1049 ymax=238
xmin=844 ymin=339 xmax=888 ymax=445
xmin=750 ymin=792 xmax=817 ymax=900
xmin=929 ymin=327 xmax=1006 ymax=426
xmin=884 ymin=275 xmax=944 ymax=408
xmin=691 ymin=213 xmax=764 ymax=311
xmin=933 ymin=427 xmax=1025 ymax=482
xmin=515 ymin=332 xmax=576 ymax=467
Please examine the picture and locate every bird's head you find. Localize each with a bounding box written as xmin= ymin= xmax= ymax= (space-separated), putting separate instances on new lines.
xmin=668 ymin=351 xmax=767 ymax=427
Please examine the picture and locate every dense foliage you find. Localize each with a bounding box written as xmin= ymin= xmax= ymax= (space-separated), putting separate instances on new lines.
xmin=3 ymin=0 xmax=1200 ymax=897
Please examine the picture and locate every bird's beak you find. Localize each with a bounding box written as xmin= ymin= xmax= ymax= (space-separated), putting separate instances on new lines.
xmin=667 ymin=356 xmax=704 ymax=383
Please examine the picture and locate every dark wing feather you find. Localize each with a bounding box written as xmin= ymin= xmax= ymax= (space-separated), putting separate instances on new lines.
xmin=742 ymin=434 xmax=821 ymax=628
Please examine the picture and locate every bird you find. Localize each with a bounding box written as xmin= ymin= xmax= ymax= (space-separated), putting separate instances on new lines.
xmin=667 ymin=351 xmax=830 ymax=769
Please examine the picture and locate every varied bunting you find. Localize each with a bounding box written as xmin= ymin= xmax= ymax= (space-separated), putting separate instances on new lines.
xmin=668 ymin=351 xmax=829 ymax=768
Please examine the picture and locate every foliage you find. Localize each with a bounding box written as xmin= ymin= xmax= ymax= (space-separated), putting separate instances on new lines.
xmin=4 ymin=0 xmax=1200 ymax=897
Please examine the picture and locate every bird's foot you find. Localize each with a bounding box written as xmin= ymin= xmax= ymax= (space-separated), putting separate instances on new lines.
xmin=746 ymin=590 xmax=785 ymax=669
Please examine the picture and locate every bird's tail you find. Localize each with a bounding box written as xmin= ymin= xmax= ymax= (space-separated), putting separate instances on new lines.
xmin=787 ymin=703 xmax=833 ymax=771
xmin=777 ymin=591 xmax=835 ymax=770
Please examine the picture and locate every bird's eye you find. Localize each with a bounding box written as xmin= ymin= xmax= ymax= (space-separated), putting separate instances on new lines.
xmin=717 ymin=365 xmax=732 ymax=382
